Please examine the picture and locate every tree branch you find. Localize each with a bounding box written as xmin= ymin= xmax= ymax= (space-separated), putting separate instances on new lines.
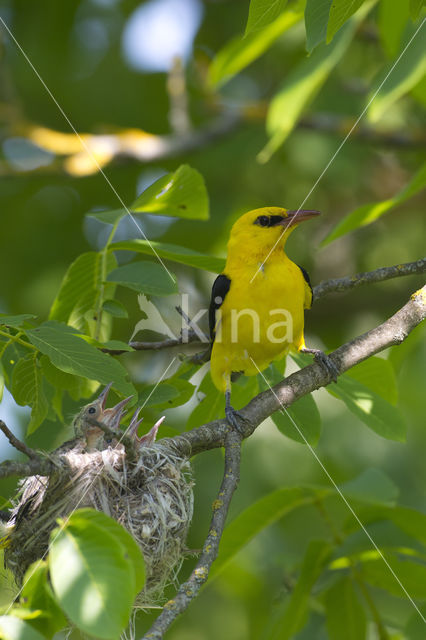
xmin=0 ymin=420 xmax=39 ymax=459
xmin=313 ymin=258 xmax=426 ymax=301
xmin=165 ymin=284 xmax=426 ymax=455
xmin=0 ymin=456 xmax=56 ymax=479
xmin=142 ymin=429 xmax=242 ymax=640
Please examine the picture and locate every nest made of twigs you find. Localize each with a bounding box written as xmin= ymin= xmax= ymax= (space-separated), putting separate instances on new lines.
xmin=5 ymin=442 xmax=194 ymax=607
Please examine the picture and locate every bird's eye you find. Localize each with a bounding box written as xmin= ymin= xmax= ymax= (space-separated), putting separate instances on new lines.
xmin=88 ymin=407 xmax=97 ymax=415
xmin=256 ymin=215 xmax=270 ymax=227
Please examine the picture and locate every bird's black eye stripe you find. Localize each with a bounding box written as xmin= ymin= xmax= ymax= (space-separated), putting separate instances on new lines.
xmin=254 ymin=215 xmax=285 ymax=227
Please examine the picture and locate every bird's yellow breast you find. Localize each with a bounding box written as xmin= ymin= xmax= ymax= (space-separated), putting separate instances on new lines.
xmin=210 ymin=253 xmax=306 ymax=391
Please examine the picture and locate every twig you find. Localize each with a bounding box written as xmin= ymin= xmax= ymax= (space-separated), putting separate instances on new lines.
xmin=0 ymin=420 xmax=39 ymax=459
xmin=87 ymin=417 xmax=138 ymax=463
xmin=166 ymin=284 xmax=426 ymax=454
xmin=313 ymin=258 xmax=426 ymax=300
xmin=143 ymin=429 xmax=242 ymax=640
xmin=102 ymin=329 xmax=202 ymax=356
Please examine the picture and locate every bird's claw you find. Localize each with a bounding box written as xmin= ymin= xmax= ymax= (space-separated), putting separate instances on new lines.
xmin=303 ymin=348 xmax=339 ymax=382
xmin=225 ymin=405 xmax=250 ymax=436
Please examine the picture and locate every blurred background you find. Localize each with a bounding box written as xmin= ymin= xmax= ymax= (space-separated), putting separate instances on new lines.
xmin=0 ymin=0 xmax=425 ymax=637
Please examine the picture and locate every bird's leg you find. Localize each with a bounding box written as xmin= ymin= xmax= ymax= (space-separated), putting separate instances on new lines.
xmin=225 ymin=389 xmax=250 ymax=436
xmin=301 ymin=347 xmax=339 ymax=382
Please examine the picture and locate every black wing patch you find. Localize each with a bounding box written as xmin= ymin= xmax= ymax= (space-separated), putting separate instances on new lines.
xmin=209 ymin=274 xmax=231 ymax=342
xmin=297 ymin=264 xmax=313 ymax=302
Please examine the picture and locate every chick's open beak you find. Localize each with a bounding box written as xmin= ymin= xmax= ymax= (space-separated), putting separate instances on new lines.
xmin=103 ymin=396 xmax=133 ymax=429
xmin=96 ymin=382 xmax=114 ymax=410
xmin=281 ymin=210 xmax=321 ymax=226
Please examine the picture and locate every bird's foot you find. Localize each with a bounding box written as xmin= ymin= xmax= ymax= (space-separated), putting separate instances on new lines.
xmin=225 ymin=405 xmax=251 ymax=436
xmin=301 ymin=347 xmax=339 ymax=382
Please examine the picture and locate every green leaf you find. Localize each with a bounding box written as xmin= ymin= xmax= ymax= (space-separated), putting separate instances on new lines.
xmin=324 ymin=576 xmax=366 ymax=640
xmin=271 ymin=394 xmax=321 ymax=445
xmin=0 ymin=616 xmax=46 ymax=640
xmin=210 ymin=488 xmax=314 ymax=580
xmin=328 ymin=375 xmax=406 ymax=441
xmin=378 ymin=0 xmax=410 ymax=58
xmin=304 ymin=0 xmax=333 ymax=52
xmin=326 ymin=0 xmax=366 ymax=43
xmin=11 ymin=353 xmax=48 ymax=434
xmin=245 ymin=0 xmax=288 ymax=34
xmin=49 ymin=251 xmax=117 ymax=338
xmin=110 ymin=239 xmax=224 ymax=273
xmin=102 ymin=299 xmax=128 ymax=319
xmin=208 ymin=8 xmax=302 ymax=88
xmin=40 ymin=355 xmax=84 ymax=395
xmin=131 ymin=165 xmax=209 ymax=220
xmin=409 ymin=0 xmax=425 ymax=19
xmin=260 ymin=15 xmax=362 ymax=162
xmin=368 ymin=22 xmax=426 ymax=122
xmin=88 ymin=209 xmax=127 ymax=225
xmin=321 ymin=163 xmax=426 ymax=245
xmin=106 ymin=261 xmax=178 ymax=297
xmin=361 ymin=552 xmax=426 ymax=599
xmin=340 ymin=468 xmax=399 ymax=506
xmin=70 ymin=509 xmax=145 ymax=593
xmin=346 ymin=357 xmax=398 ymax=405
xmin=187 ymin=371 xmax=225 ymax=429
xmin=268 ymin=540 xmax=331 ymax=640
xmin=156 ymin=377 xmax=196 ymax=409
xmin=49 ymin=511 xmax=137 ymax=639
xmin=0 ymin=314 xmax=36 ymax=328
xmin=138 ymin=382 xmax=180 ymax=407
xmin=26 ymin=321 xmax=134 ymax=397
xmin=20 ymin=562 xmax=68 ymax=638
xmin=406 ymin=603 xmax=426 ymax=639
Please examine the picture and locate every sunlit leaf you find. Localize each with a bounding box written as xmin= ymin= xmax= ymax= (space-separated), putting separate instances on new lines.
xmin=245 ymin=0 xmax=288 ymax=34
xmin=321 ymin=163 xmax=426 ymax=245
xmin=304 ymin=0 xmax=333 ymax=52
xmin=326 ymin=0 xmax=366 ymax=43
xmin=328 ymin=375 xmax=406 ymax=441
xmin=20 ymin=562 xmax=68 ymax=638
xmin=361 ymin=552 xmax=426 ymax=598
xmin=88 ymin=209 xmax=127 ymax=225
xmin=106 ymin=261 xmax=178 ymax=297
xmin=409 ymin=0 xmax=426 ymax=20
xmin=49 ymin=511 xmax=137 ymax=639
xmin=346 ymin=357 xmax=398 ymax=405
xmin=26 ymin=321 xmax=134 ymax=397
xmin=209 ymin=8 xmax=302 ymax=88
xmin=368 ymin=22 xmax=426 ymax=122
xmin=131 ymin=165 xmax=209 ymax=220
xmin=324 ymin=577 xmax=366 ymax=640
xmin=0 ymin=616 xmax=45 ymax=640
xmin=260 ymin=15 xmax=362 ymax=162
xmin=268 ymin=540 xmax=331 ymax=640
xmin=110 ymin=239 xmax=224 ymax=273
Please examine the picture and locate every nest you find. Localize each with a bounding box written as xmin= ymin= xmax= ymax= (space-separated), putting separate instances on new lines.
xmin=4 ymin=442 xmax=194 ymax=607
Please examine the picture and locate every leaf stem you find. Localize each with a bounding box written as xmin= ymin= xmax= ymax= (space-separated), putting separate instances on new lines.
xmin=0 ymin=329 xmax=37 ymax=353
xmin=94 ymin=219 xmax=120 ymax=340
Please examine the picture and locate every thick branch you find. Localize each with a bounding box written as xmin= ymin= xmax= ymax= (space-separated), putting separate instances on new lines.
xmin=143 ymin=429 xmax=242 ymax=640
xmin=165 ymin=285 xmax=426 ymax=455
xmin=313 ymin=258 xmax=426 ymax=300
xmin=0 ymin=420 xmax=39 ymax=459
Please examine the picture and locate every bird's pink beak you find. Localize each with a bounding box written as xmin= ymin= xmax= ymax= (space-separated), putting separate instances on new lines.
xmin=280 ymin=210 xmax=321 ymax=226
xmin=104 ymin=396 xmax=133 ymax=429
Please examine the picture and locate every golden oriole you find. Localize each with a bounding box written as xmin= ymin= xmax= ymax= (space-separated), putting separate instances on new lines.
xmin=209 ymin=206 xmax=337 ymax=429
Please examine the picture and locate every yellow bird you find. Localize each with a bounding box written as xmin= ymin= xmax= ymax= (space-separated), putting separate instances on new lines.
xmin=209 ymin=206 xmax=337 ymax=429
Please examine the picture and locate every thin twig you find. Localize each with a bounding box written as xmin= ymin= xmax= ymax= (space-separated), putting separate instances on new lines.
xmin=143 ymin=429 xmax=242 ymax=640
xmin=0 ymin=456 xmax=55 ymax=479
xmin=313 ymin=258 xmax=426 ymax=300
xmin=0 ymin=420 xmax=39 ymax=459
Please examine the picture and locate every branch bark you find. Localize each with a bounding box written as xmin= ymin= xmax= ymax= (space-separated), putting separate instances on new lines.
xmin=142 ymin=429 xmax=242 ymax=640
